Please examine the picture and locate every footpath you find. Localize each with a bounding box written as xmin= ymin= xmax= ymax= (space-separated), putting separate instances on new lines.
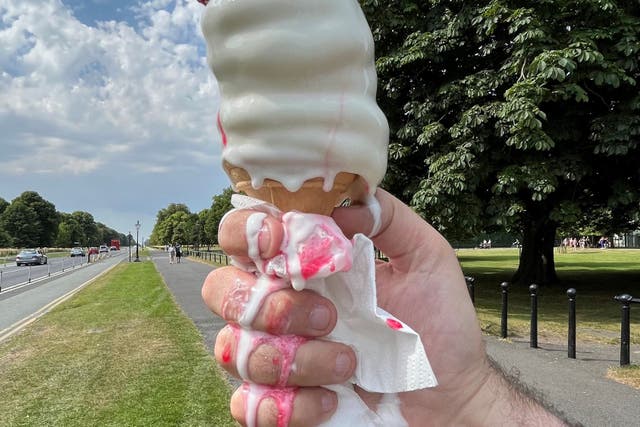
xmin=149 ymin=250 xmax=640 ymax=426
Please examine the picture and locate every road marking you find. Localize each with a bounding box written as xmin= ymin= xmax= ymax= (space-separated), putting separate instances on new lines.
xmin=0 ymin=261 xmax=122 ymax=343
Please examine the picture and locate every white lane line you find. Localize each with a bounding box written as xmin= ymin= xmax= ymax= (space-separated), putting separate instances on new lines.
xmin=0 ymin=261 xmax=122 ymax=343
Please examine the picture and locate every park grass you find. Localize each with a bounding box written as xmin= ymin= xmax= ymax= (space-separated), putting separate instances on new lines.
xmin=0 ymin=261 xmax=237 ymax=427
xmin=457 ymin=248 xmax=640 ymax=345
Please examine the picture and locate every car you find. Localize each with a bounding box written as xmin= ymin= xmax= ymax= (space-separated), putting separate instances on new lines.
xmin=88 ymin=247 xmax=99 ymax=255
xmin=109 ymin=246 xmax=118 ymax=251
xmin=99 ymin=245 xmax=109 ymax=253
xmin=16 ymin=249 xmax=48 ymax=266
xmin=70 ymin=247 xmax=85 ymax=257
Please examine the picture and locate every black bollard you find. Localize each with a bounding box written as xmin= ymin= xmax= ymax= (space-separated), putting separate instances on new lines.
xmin=530 ymin=284 xmax=538 ymax=348
xmin=567 ymin=288 xmax=576 ymax=359
xmin=465 ymin=276 xmax=475 ymax=304
xmin=614 ymin=294 xmax=633 ymax=366
xmin=500 ymin=282 xmax=509 ymax=338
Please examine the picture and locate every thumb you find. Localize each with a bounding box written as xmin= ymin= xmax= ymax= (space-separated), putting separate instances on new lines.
xmin=332 ymin=188 xmax=452 ymax=272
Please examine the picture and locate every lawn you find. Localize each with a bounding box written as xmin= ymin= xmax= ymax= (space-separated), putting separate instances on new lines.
xmin=457 ymin=248 xmax=640 ymax=345
xmin=0 ymin=261 xmax=237 ymax=427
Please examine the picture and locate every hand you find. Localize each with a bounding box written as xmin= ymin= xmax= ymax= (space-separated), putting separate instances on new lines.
xmin=202 ymin=188 xmax=566 ymax=426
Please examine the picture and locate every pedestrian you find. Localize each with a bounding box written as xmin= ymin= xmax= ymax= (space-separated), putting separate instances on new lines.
xmin=169 ymin=244 xmax=176 ymax=264
xmin=176 ymin=244 xmax=182 ymax=263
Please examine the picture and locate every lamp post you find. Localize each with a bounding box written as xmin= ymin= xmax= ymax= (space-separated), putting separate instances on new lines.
xmin=134 ymin=220 xmax=141 ymax=262
xmin=128 ymin=232 xmax=132 ymax=262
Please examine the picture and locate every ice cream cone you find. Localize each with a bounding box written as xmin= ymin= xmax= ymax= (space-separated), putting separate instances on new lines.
xmin=224 ymin=162 xmax=358 ymax=216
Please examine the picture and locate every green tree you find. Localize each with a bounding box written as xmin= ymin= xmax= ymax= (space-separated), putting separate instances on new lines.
xmin=361 ymin=0 xmax=640 ymax=285
xmin=55 ymin=214 xmax=84 ymax=247
xmin=0 ymin=197 xmax=8 ymax=215
xmin=206 ymin=187 xmax=234 ymax=245
xmin=18 ymin=191 xmax=59 ymax=246
xmin=2 ymin=191 xmax=60 ymax=247
xmin=0 ymin=201 xmax=41 ymax=247
xmin=71 ymin=211 xmax=99 ymax=246
xmin=0 ymin=197 xmax=9 ymax=247
xmin=150 ymin=203 xmax=192 ymax=245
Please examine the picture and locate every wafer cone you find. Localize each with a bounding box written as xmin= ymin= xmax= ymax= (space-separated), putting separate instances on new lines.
xmin=224 ymin=161 xmax=359 ymax=215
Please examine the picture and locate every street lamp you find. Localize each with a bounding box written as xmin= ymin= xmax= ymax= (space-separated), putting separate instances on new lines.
xmin=134 ymin=220 xmax=141 ymax=262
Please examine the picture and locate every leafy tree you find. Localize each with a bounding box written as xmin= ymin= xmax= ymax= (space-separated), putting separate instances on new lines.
xmin=205 ymin=187 xmax=234 ymax=245
xmin=0 ymin=229 xmax=11 ymax=247
xmin=192 ymin=210 xmax=208 ymax=249
xmin=2 ymin=191 xmax=60 ymax=246
xmin=150 ymin=203 xmax=193 ymax=245
xmin=55 ymin=214 xmax=84 ymax=247
xmin=70 ymin=211 xmax=99 ymax=246
xmin=0 ymin=197 xmax=8 ymax=247
xmin=0 ymin=200 xmax=41 ymax=247
xmin=0 ymin=197 xmax=8 ymax=215
xmin=361 ymin=0 xmax=640 ymax=285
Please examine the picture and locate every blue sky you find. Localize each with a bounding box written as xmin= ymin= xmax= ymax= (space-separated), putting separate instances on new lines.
xmin=0 ymin=0 xmax=225 ymax=239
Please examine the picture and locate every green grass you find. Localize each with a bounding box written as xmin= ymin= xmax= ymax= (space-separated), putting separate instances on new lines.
xmin=458 ymin=248 xmax=640 ymax=345
xmin=0 ymin=261 xmax=237 ymax=427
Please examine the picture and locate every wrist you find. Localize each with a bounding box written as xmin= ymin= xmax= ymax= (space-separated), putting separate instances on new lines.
xmin=455 ymin=358 xmax=568 ymax=426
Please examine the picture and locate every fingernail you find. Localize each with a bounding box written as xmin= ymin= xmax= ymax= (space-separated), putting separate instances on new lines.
xmin=322 ymin=391 xmax=337 ymax=413
xmin=309 ymin=305 xmax=331 ymax=331
xmin=334 ymin=352 xmax=352 ymax=379
xmin=258 ymin=223 xmax=271 ymax=258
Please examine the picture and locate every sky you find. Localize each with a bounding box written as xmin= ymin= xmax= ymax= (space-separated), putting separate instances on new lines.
xmin=0 ymin=0 xmax=226 ymax=240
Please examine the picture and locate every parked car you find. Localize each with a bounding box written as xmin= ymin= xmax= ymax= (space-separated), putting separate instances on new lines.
xmin=70 ymin=247 xmax=85 ymax=257
xmin=99 ymin=245 xmax=109 ymax=253
xmin=109 ymin=246 xmax=118 ymax=251
xmin=16 ymin=249 xmax=48 ymax=266
xmin=88 ymin=247 xmax=99 ymax=255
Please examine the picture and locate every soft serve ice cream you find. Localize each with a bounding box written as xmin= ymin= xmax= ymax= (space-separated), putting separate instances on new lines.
xmin=201 ymin=0 xmax=389 ymax=196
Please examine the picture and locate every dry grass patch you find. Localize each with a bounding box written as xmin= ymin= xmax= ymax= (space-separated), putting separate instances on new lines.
xmin=608 ymin=366 xmax=640 ymax=389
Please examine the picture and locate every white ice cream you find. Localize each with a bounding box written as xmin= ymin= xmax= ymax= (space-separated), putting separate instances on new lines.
xmin=201 ymin=0 xmax=389 ymax=193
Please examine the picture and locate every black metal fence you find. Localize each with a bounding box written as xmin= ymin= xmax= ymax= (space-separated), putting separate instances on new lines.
xmin=467 ymin=277 xmax=638 ymax=366
xmin=184 ymin=249 xmax=229 ymax=265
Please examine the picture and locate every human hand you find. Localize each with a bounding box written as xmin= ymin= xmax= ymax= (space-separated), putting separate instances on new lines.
xmin=202 ymin=188 xmax=566 ymax=426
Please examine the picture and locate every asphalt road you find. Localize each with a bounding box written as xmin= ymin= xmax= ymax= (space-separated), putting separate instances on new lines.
xmin=0 ymin=253 xmax=120 ymax=290
xmin=0 ymin=252 xmax=127 ymax=339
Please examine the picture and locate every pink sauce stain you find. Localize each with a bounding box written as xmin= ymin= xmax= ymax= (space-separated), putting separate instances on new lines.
xmin=220 ymin=280 xmax=252 ymax=321
xmin=265 ymin=297 xmax=292 ymax=335
xmin=243 ymin=383 xmax=298 ymax=427
xmin=386 ymin=318 xmax=403 ymax=330
xmin=217 ymin=111 xmax=228 ymax=147
xmin=222 ymin=343 xmax=232 ymax=363
xmin=299 ymin=226 xmax=336 ymax=279
xmin=254 ymin=334 xmax=306 ymax=387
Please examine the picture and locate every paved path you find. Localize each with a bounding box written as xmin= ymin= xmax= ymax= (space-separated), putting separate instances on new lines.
xmin=150 ymin=250 xmax=640 ymax=426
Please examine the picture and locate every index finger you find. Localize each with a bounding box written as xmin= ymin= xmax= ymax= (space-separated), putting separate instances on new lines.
xmin=218 ymin=209 xmax=285 ymax=261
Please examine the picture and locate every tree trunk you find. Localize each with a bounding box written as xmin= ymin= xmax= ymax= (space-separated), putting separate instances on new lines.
xmin=512 ymin=216 xmax=558 ymax=286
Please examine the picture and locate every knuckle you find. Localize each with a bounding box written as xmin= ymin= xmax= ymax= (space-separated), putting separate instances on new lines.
xmin=250 ymin=345 xmax=281 ymax=385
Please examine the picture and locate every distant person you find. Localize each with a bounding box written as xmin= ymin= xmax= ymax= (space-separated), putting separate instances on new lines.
xmin=176 ymin=244 xmax=182 ymax=263
xmin=169 ymin=245 xmax=176 ymax=264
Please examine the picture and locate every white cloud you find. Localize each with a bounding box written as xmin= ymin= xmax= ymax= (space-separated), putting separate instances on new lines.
xmin=0 ymin=0 xmax=227 ymax=233
xmin=0 ymin=0 xmax=221 ymax=173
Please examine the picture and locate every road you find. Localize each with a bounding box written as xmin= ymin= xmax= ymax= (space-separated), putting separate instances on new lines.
xmin=0 ymin=254 xmax=101 ymax=290
xmin=0 ymin=251 xmax=128 ymax=341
